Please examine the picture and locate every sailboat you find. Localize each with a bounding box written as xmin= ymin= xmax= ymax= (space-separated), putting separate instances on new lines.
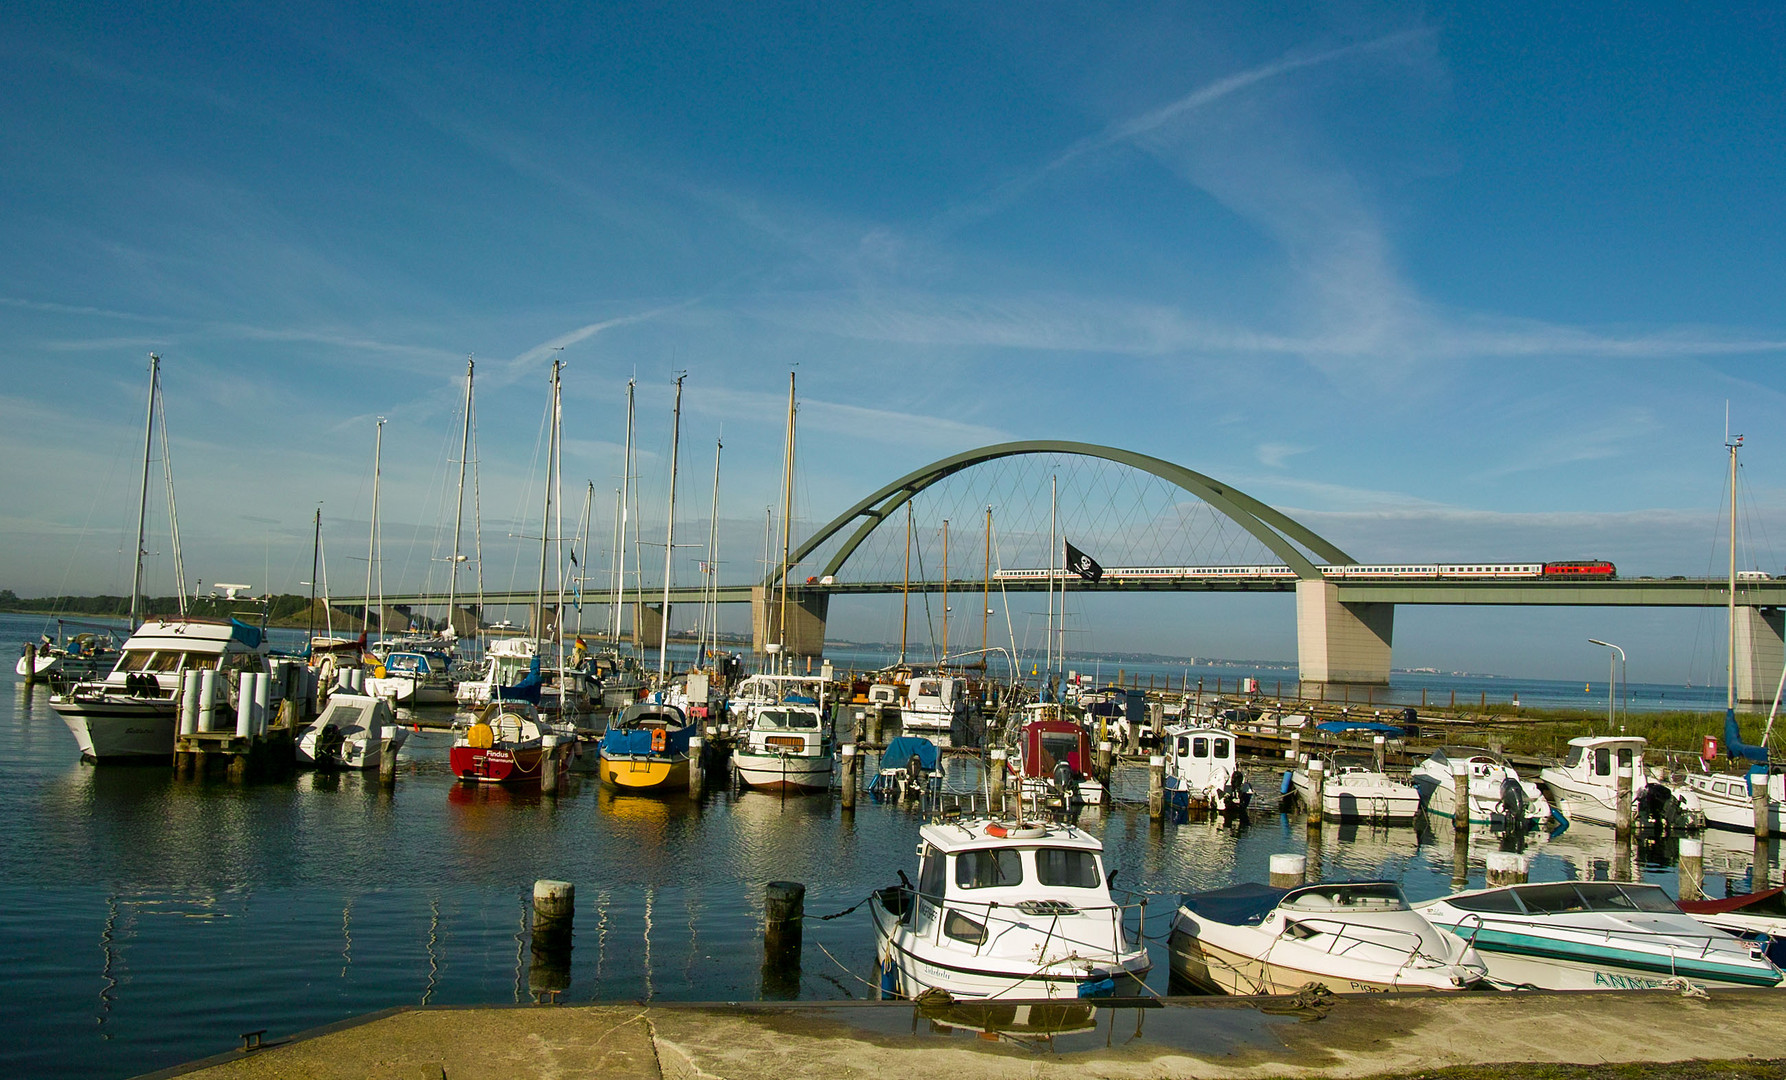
xmin=52 ymin=356 xmax=273 ymax=761
xmin=1682 ymin=431 xmax=1786 ymax=831
xmin=449 ymin=360 xmax=578 ymax=784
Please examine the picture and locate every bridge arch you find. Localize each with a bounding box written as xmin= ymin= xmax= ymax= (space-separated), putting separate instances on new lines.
xmin=770 ymin=440 xmax=1354 ymax=586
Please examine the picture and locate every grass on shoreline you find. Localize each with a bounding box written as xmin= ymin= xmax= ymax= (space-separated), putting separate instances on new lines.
xmin=1430 ymin=703 xmax=1773 ymax=760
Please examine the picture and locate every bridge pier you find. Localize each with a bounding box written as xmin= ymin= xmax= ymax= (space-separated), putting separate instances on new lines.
xmin=752 ymin=586 xmax=828 ymax=664
xmin=1296 ymin=580 xmax=1392 ymax=688
xmin=1736 ymin=606 xmax=1785 ymax=705
xmin=632 ymin=602 xmax=664 ymax=649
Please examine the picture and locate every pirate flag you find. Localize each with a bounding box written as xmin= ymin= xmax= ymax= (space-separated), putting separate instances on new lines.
xmin=1064 ymin=540 xmax=1103 ymax=582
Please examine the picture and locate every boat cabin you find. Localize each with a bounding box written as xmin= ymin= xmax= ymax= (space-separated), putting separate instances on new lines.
xmin=1016 ymin=717 xmax=1093 ymax=780
xmin=898 ymin=819 xmax=1110 ymax=941
xmin=905 ymin=676 xmax=965 ymax=716
xmin=105 ymin=619 xmax=269 ymax=694
xmin=377 ymin=651 xmax=450 ymax=679
xmin=1554 ymin=735 xmax=1649 ymax=787
xmin=1163 ymin=724 xmax=1239 ymax=790
xmin=745 ymin=702 xmax=827 ymax=754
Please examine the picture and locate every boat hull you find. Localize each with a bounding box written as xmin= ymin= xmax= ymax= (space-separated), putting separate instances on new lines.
xmin=869 ymin=893 xmax=1149 ymax=1000
xmin=1466 ymin=945 xmax=1774 ymax=991
xmin=600 ymin=752 xmax=690 ymax=791
xmin=1168 ymin=924 xmax=1475 ymax=995
xmin=51 ymin=700 xmax=177 ymax=761
xmin=451 ymin=743 xmax=556 ymax=784
xmin=734 ymin=751 xmax=833 ymax=792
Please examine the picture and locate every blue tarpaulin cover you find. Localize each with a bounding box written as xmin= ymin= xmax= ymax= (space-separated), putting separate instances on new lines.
xmin=230 ymin=619 xmax=265 ymax=649
xmin=881 ymin=736 xmax=939 ymax=771
xmin=1180 ymin=882 xmax=1288 ymax=926
xmin=1315 ymin=720 xmax=1403 ymax=735
xmin=600 ymin=724 xmax=692 ymax=756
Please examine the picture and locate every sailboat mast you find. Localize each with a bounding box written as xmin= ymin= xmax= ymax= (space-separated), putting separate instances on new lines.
xmin=448 ymin=357 xmax=473 ymax=638
xmin=1047 ymin=474 xmax=1057 ymax=677
xmin=658 ymin=374 xmax=685 ymax=680
xmin=367 ymin=416 xmax=385 ymax=643
xmin=308 ymin=507 xmax=321 ymax=647
xmin=537 ymin=362 xmax=558 ymax=645
xmin=609 ymin=488 xmax=623 ymax=642
xmin=702 ymin=436 xmax=723 ymax=667
xmin=1728 ymin=431 xmax=1741 ymax=717
xmin=941 ymin=519 xmax=950 ymax=664
xmin=776 ymin=372 xmax=796 ymax=673
xmin=616 ymin=379 xmax=635 ymax=645
xmin=900 ymin=501 xmax=911 ymax=666
xmin=129 ymin=355 xmax=158 ymax=630
xmin=553 ymin=358 xmax=567 ymax=696
xmin=575 ymin=481 xmax=593 ymax=640
xmin=982 ymin=506 xmax=991 ymax=658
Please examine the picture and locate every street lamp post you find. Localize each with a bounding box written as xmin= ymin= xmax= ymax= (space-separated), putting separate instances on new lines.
xmin=1588 ymin=639 xmax=1626 ymax=727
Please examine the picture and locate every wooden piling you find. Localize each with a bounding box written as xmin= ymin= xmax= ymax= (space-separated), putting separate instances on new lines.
xmin=1290 ymin=732 xmax=1301 ymax=763
xmin=764 ymin=881 xmax=805 ymax=957
xmin=688 ymin=736 xmax=705 ymax=799
xmin=1615 ymin=764 xmax=1633 ymax=838
xmin=379 ymin=739 xmax=398 ymax=787
xmin=1486 ymin=851 xmax=1528 ymax=887
xmin=1147 ymin=754 xmax=1165 ymax=821
xmin=1306 ymin=760 xmax=1324 ymax=826
xmin=1678 ymin=837 xmax=1704 ymax=902
xmin=1097 ymin=739 xmax=1112 ymax=780
xmin=1372 ymin=735 xmax=1386 ymax=772
xmin=1451 ymin=760 xmax=1470 ymax=835
xmin=989 ymin=748 xmax=1007 ymax=803
xmin=1451 ymin=825 xmax=1470 ymax=890
xmin=531 ymin=880 xmax=574 ymax=997
xmin=1268 ymin=853 xmax=1306 ymax=889
xmin=20 ymin=643 xmax=35 ymax=688
xmin=839 ymin=743 xmax=855 ymax=810
xmin=1756 ymin=782 xmax=1772 ymax=841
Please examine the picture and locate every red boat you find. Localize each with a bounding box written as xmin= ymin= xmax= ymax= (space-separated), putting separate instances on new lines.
xmin=450 ymin=701 xmax=576 ymax=784
xmin=1005 ymin=704 xmax=1107 ymax=804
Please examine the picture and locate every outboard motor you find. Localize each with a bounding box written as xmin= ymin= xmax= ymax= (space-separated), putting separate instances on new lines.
xmin=1225 ymin=769 xmax=1252 ymax=816
xmin=1052 ymin=759 xmax=1078 ymax=803
xmin=1499 ymin=777 xmax=1529 ymax=827
xmin=1637 ymin=782 xmax=1682 ymax=831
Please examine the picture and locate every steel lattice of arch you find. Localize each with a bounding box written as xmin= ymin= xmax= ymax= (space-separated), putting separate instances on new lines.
xmin=767 ymin=440 xmax=1354 ymax=588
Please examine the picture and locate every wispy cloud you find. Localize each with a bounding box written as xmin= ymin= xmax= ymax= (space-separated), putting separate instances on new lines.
xmin=687 ymin=383 xmax=1009 ymax=449
xmin=1257 ymin=442 xmax=1311 ymax=469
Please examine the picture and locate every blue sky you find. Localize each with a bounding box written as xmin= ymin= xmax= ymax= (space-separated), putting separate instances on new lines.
xmin=3 ymin=2 xmax=1784 ymax=683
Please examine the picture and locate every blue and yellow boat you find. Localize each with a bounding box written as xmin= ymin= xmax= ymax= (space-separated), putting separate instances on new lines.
xmin=599 ymin=702 xmax=694 ymax=792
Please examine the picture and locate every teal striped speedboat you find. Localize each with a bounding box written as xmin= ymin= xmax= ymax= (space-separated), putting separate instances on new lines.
xmin=1418 ymin=881 xmax=1782 ymax=990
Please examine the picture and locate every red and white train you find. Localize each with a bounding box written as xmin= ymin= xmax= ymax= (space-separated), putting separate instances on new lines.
xmin=995 ymin=560 xmax=1617 ymax=582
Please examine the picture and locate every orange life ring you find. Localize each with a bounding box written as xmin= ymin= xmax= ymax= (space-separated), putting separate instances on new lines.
xmin=651 ymin=728 xmax=667 ymax=753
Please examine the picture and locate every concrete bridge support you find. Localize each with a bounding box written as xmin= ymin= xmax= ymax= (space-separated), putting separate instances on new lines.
xmin=751 ymin=587 xmax=829 ymax=663
xmin=632 ymin=603 xmax=663 ymax=649
xmin=447 ymin=605 xmax=481 ymax=639
xmin=1296 ymin=580 xmax=1393 ymax=688
xmin=1736 ymin=606 xmax=1785 ymax=705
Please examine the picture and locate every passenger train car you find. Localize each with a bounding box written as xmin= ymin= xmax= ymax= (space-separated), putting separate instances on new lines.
xmin=995 ymin=561 xmax=1615 ymax=582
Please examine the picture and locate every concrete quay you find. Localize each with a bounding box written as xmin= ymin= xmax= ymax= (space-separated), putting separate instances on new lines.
xmin=142 ymin=990 xmax=1786 ymax=1080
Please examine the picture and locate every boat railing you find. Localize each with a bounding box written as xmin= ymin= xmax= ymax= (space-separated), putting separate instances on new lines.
xmin=892 ymin=886 xmax=1147 ymax=960
xmin=1280 ymin=915 xmax=1445 ymax=966
xmin=1452 ymin=909 xmax=1746 ymax=964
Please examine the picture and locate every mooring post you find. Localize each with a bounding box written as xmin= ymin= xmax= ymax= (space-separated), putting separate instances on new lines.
xmin=379 ymin=738 xmax=398 ymax=787
xmin=541 ymin=740 xmax=560 ymax=795
xmin=198 ymin=669 xmax=217 ymax=732
xmin=1451 ymin=826 xmax=1470 ymax=891
xmin=1451 ymin=759 xmax=1470 ymax=835
xmin=1678 ymin=836 xmax=1705 ymax=902
xmin=764 ymin=880 xmax=804 ymax=962
xmin=180 ymin=670 xmax=201 ymax=738
xmin=1755 ymin=781 xmax=1772 ymax=841
xmin=1615 ymin=763 xmax=1633 ymax=838
xmin=1147 ymin=754 xmax=1165 ymax=821
xmin=530 ymin=879 xmax=574 ymax=998
xmin=20 ymin=643 xmax=35 ymax=688
xmin=1304 ymin=826 xmax=1323 ymax=883
xmin=1756 ymin=836 xmax=1773 ymax=890
xmin=989 ymin=747 xmax=1007 ymax=804
xmin=1269 ymin=853 xmax=1306 ymax=889
xmin=839 ymin=742 xmax=855 ymax=810
xmin=1289 ymin=732 xmax=1301 ymax=763
xmin=1372 ymin=735 xmax=1386 ymax=772
xmin=1306 ymin=759 xmax=1324 ymax=826
xmin=1097 ymin=738 xmax=1112 ymax=780
xmin=1485 ymin=851 xmax=1528 ymax=887
xmin=689 ymin=735 xmax=706 ymax=799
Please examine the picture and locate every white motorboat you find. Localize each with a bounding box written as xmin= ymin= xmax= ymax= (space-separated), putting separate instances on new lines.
xmin=730 ymin=674 xmax=833 ymax=793
xmin=1418 ymin=880 xmax=1783 ymax=990
xmin=1411 ymin=747 xmax=1551 ymax=829
xmin=51 ymin=619 xmax=270 ymax=761
xmin=869 ymin=816 xmax=1151 ymax=1000
xmin=364 ymin=649 xmax=457 ymax=706
xmin=901 ymin=673 xmax=968 ymax=734
xmin=1169 ymin=880 xmax=1488 ymax=995
xmin=872 ymin=736 xmax=943 ymax=801
xmin=1289 ymin=756 xmax=1421 ymax=823
xmin=1682 ymin=763 xmax=1786 ymax=833
xmin=1161 ymin=723 xmax=1250 ymax=815
xmin=16 ymin=628 xmax=118 ymax=681
xmin=1008 ymin=704 xmax=1106 ymax=806
xmin=454 ymin=638 xmax=542 ymax=707
xmin=296 ymin=692 xmax=409 ymax=770
xmin=1539 ymin=735 xmax=1703 ymax=830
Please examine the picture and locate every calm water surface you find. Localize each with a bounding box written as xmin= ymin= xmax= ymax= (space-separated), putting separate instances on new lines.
xmin=0 ymin=613 xmax=1772 ymax=1079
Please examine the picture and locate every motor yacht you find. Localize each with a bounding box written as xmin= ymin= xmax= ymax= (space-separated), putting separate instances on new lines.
xmin=869 ymin=816 xmax=1150 ymax=1000
xmin=1289 ymin=756 xmax=1420 ymax=823
xmin=1161 ymin=723 xmax=1249 ymax=815
xmin=1411 ymin=747 xmax=1550 ymax=829
xmin=1539 ymin=735 xmax=1702 ymax=831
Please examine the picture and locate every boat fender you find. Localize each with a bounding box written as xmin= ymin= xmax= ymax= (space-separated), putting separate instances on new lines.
xmin=651 ymin=727 xmax=668 ymax=753
xmin=1281 ymin=770 xmax=1295 ymax=796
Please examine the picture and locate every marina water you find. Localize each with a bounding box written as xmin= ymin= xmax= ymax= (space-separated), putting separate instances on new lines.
xmin=0 ymin=612 xmax=1771 ymax=1079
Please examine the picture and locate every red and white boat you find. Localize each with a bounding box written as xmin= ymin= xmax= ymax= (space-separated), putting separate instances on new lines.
xmin=1007 ymin=703 xmax=1106 ymax=805
xmin=450 ymin=700 xmax=576 ymax=784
